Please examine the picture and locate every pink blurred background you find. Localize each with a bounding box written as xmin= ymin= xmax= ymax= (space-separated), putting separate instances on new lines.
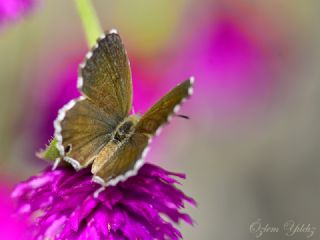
xmin=0 ymin=0 xmax=320 ymax=239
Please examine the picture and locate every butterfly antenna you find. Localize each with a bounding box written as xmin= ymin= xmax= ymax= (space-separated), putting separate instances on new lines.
xmin=175 ymin=114 xmax=190 ymax=120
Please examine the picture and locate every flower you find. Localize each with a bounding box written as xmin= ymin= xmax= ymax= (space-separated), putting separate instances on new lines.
xmin=0 ymin=178 xmax=30 ymax=240
xmin=12 ymin=163 xmax=195 ymax=239
xmin=165 ymin=3 xmax=290 ymax=122
xmin=0 ymin=0 xmax=36 ymax=29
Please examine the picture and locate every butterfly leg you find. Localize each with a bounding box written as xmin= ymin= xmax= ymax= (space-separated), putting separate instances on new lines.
xmin=93 ymin=185 xmax=106 ymax=198
xmin=52 ymin=158 xmax=61 ymax=170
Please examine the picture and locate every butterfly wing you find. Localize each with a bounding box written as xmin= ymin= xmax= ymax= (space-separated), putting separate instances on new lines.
xmin=93 ymin=133 xmax=149 ymax=185
xmin=135 ymin=77 xmax=194 ymax=136
xmin=92 ymin=77 xmax=194 ymax=185
xmin=54 ymin=97 xmax=118 ymax=169
xmin=54 ymin=31 xmax=132 ymax=169
xmin=78 ymin=31 xmax=132 ymax=118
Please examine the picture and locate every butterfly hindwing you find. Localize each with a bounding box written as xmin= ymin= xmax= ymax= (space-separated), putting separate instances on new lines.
xmin=93 ymin=132 xmax=149 ymax=185
xmin=79 ymin=31 xmax=132 ymax=119
xmin=135 ymin=78 xmax=194 ymax=136
xmin=54 ymin=97 xmax=119 ymax=169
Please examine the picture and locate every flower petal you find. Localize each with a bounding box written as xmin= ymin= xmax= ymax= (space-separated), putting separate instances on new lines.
xmin=12 ymin=163 xmax=195 ymax=239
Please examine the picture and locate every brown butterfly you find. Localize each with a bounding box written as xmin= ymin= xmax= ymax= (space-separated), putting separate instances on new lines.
xmin=54 ymin=29 xmax=194 ymax=186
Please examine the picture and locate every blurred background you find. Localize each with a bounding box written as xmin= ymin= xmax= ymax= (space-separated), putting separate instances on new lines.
xmin=1 ymin=0 xmax=320 ymax=239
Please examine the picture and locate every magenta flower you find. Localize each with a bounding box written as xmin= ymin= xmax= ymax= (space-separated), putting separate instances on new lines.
xmin=12 ymin=163 xmax=195 ymax=239
xmin=0 ymin=179 xmax=30 ymax=240
xmin=0 ymin=0 xmax=36 ymax=28
xmin=166 ymin=8 xmax=290 ymax=121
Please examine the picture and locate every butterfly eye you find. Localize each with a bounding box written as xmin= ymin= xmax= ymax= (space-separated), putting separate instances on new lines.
xmin=65 ymin=144 xmax=72 ymax=154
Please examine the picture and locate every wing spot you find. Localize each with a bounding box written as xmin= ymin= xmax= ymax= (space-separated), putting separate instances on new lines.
xmin=64 ymin=156 xmax=81 ymax=170
xmin=77 ymin=76 xmax=83 ymax=89
xmin=79 ymin=63 xmax=85 ymax=69
xmin=86 ymin=51 xmax=93 ymax=59
xmin=155 ymin=127 xmax=163 ymax=136
xmin=174 ymin=105 xmax=181 ymax=114
xmin=109 ymin=28 xmax=118 ymax=34
xmin=99 ymin=33 xmax=106 ymax=40
xmin=189 ymin=76 xmax=195 ymax=84
xmin=142 ymin=147 xmax=150 ymax=159
xmin=65 ymin=144 xmax=72 ymax=154
xmin=92 ymin=176 xmax=104 ymax=185
xmin=188 ymin=76 xmax=195 ymax=96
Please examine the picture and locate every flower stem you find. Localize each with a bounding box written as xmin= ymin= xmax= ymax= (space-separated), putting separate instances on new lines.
xmin=74 ymin=0 xmax=102 ymax=47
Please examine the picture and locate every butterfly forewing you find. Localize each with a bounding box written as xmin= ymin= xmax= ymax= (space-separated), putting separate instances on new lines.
xmin=79 ymin=32 xmax=132 ymax=118
xmin=55 ymin=98 xmax=118 ymax=169
xmin=55 ymin=31 xmax=134 ymax=170
xmin=135 ymin=78 xmax=194 ymax=136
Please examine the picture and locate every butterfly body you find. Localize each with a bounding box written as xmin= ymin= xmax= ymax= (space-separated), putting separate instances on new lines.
xmin=112 ymin=115 xmax=140 ymax=144
xmin=53 ymin=30 xmax=194 ymax=186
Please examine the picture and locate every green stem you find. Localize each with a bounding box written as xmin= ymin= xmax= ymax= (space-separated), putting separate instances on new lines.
xmin=74 ymin=0 xmax=102 ymax=47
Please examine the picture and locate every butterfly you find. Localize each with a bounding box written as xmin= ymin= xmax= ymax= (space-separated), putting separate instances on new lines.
xmin=54 ymin=29 xmax=194 ymax=186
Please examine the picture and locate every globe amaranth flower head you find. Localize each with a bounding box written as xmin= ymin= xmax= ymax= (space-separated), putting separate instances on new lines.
xmin=12 ymin=163 xmax=196 ymax=239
